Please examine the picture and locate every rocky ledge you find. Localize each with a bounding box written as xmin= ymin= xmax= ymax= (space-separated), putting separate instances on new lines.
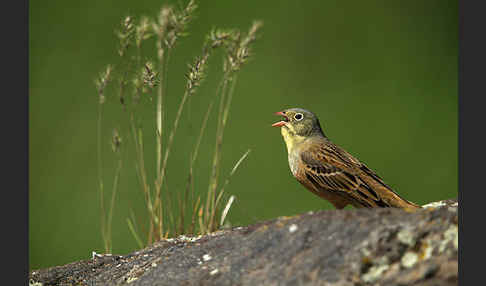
xmin=29 ymin=199 xmax=458 ymax=286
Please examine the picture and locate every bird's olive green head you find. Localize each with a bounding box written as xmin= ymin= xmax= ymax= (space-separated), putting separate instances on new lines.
xmin=272 ymin=108 xmax=325 ymax=138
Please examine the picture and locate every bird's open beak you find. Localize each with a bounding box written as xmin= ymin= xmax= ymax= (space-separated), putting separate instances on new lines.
xmin=272 ymin=111 xmax=288 ymax=127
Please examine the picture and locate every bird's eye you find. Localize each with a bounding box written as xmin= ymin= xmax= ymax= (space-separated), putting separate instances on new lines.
xmin=294 ymin=113 xmax=303 ymax=121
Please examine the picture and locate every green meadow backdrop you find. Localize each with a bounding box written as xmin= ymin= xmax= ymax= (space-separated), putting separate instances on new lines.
xmin=29 ymin=0 xmax=457 ymax=270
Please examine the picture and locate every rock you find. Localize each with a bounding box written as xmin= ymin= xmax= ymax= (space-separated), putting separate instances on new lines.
xmin=29 ymin=199 xmax=458 ymax=286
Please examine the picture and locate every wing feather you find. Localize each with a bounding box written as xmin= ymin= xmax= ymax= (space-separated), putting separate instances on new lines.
xmin=300 ymin=142 xmax=390 ymax=208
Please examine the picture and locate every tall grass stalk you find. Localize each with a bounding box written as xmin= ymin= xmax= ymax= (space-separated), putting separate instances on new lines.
xmin=106 ymin=128 xmax=123 ymax=252
xmin=95 ymin=64 xmax=112 ymax=253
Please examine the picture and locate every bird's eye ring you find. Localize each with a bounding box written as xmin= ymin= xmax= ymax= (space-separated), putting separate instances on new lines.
xmin=294 ymin=113 xmax=304 ymax=121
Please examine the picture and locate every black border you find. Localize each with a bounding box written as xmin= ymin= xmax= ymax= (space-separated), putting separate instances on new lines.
xmin=5 ymin=0 xmax=29 ymax=283
xmin=459 ymin=0 xmax=486 ymax=285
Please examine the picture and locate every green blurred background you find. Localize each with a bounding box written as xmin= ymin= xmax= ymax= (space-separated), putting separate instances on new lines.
xmin=29 ymin=0 xmax=457 ymax=270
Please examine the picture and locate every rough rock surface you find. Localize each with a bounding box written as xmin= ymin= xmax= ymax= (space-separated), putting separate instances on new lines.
xmin=29 ymin=199 xmax=458 ymax=286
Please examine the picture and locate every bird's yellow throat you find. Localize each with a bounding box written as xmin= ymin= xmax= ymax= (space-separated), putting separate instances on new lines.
xmin=281 ymin=126 xmax=306 ymax=154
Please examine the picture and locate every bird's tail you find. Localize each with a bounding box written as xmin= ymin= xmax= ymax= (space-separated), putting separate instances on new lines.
xmin=358 ymin=165 xmax=422 ymax=212
xmin=370 ymin=183 xmax=422 ymax=212
xmin=390 ymin=197 xmax=422 ymax=212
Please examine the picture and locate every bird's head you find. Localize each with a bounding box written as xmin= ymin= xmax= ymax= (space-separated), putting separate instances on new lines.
xmin=272 ymin=108 xmax=325 ymax=152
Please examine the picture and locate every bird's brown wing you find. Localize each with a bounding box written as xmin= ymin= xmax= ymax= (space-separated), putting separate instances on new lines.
xmin=299 ymin=143 xmax=390 ymax=208
xmin=300 ymin=139 xmax=421 ymax=210
xmin=324 ymin=142 xmax=421 ymax=209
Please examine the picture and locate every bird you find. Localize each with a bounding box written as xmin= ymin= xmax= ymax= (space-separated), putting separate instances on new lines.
xmin=272 ymin=108 xmax=421 ymax=212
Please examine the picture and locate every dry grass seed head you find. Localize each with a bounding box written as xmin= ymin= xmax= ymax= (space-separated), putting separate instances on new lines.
xmin=111 ymin=128 xmax=122 ymax=153
xmin=135 ymin=16 xmax=153 ymax=47
xmin=117 ymin=16 xmax=135 ymax=57
xmin=95 ymin=64 xmax=113 ymax=104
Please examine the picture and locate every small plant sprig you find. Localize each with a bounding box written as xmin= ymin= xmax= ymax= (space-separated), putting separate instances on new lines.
xmin=204 ymin=21 xmax=263 ymax=233
xmin=95 ymin=0 xmax=262 ymax=252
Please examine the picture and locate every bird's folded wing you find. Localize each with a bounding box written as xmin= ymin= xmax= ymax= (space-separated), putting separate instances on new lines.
xmin=300 ymin=145 xmax=390 ymax=207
